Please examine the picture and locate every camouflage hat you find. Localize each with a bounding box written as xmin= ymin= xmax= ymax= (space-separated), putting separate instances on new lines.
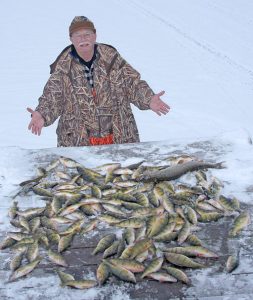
xmin=69 ymin=16 xmax=96 ymax=36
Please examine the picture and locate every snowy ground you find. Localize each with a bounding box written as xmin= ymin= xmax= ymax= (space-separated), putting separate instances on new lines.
xmin=0 ymin=135 xmax=253 ymax=299
xmin=0 ymin=0 xmax=253 ymax=299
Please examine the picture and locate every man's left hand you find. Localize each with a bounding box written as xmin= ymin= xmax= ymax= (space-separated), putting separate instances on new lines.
xmin=150 ymin=91 xmax=170 ymax=116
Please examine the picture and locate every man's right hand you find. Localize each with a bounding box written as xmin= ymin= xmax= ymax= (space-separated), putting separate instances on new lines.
xmin=27 ymin=107 xmax=45 ymax=136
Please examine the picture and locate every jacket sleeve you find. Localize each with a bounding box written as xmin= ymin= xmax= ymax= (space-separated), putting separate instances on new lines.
xmin=35 ymin=72 xmax=64 ymax=127
xmin=116 ymin=54 xmax=155 ymax=110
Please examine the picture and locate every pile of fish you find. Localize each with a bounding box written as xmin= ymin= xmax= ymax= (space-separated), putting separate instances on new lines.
xmin=0 ymin=154 xmax=251 ymax=289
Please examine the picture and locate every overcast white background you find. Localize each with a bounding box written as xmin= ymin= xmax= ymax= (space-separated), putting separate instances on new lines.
xmin=0 ymin=0 xmax=253 ymax=149
xmin=0 ymin=1 xmax=253 ymax=299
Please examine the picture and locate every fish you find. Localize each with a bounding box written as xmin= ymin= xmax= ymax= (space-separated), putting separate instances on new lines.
xmin=45 ymin=158 xmax=60 ymax=172
xmin=125 ymin=160 xmax=145 ymax=170
xmin=103 ymin=260 xmax=136 ymax=283
xmin=17 ymin=216 xmax=30 ymax=231
xmin=17 ymin=207 xmax=45 ymax=219
xmin=114 ymin=181 xmax=138 ymax=188
xmin=135 ymin=250 xmax=149 ymax=263
xmin=102 ymin=203 xmax=127 ymax=216
xmin=226 ymin=251 xmax=240 ymax=273
xmin=8 ymin=232 xmax=30 ymax=241
xmin=9 ymin=258 xmax=41 ymax=282
xmin=59 ymin=156 xmax=80 ymax=168
xmin=141 ymin=257 xmax=164 ymax=278
xmin=229 ymin=211 xmax=251 ymax=237
xmin=37 ymin=232 xmax=49 ymax=248
xmin=116 ymin=218 xmax=145 ymax=229
xmin=44 ymin=201 xmax=55 ymax=218
xmin=147 ymin=272 xmax=177 ymax=283
xmin=137 ymin=160 xmax=225 ymax=182
xmin=59 ymin=219 xmax=84 ymax=236
xmin=128 ymin=238 xmax=153 ymax=259
xmin=196 ymin=209 xmax=224 ymax=222
xmin=177 ymin=221 xmax=191 ymax=245
xmin=80 ymin=219 xmax=98 ymax=234
xmin=48 ymin=249 xmax=68 ymax=267
xmin=55 ymin=171 xmax=72 ymax=181
xmin=51 ymin=197 xmax=62 ymax=214
xmin=165 ymin=253 xmax=205 ymax=268
xmin=96 ymin=262 xmax=110 ymax=286
xmin=186 ymin=234 xmax=202 ymax=246
xmin=8 ymin=201 xmax=19 ymax=219
xmin=63 ymin=279 xmax=97 ymax=289
xmin=165 ymin=246 xmax=219 ymax=258
xmin=98 ymin=214 xmax=125 ymax=225
xmin=94 ymin=162 xmax=121 ymax=173
xmin=32 ymin=187 xmax=53 ymax=197
xmin=131 ymin=206 xmax=163 ymax=218
xmin=50 ymin=216 xmax=73 ymax=225
xmin=135 ymin=226 xmax=147 ymax=241
xmin=46 ymin=229 xmax=60 ymax=245
xmin=56 ymin=270 xmax=75 ymax=285
xmin=111 ymin=192 xmax=136 ymax=202
xmin=113 ymin=168 xmax=133 ymax=175
xmin=58 ymin=233 xmax=74 ymax=253
xmin=19 ymin=175 xmax=45 ymax=187
xmin=109 ymin=258 xmax=145 ymax=273
xmin=134 ymin=192 xmax=150 ymax=207
xmin=156 ymin=181 xmax=175 ymax=194
xmin=185 ymin=206 xmax=198 ymax=225
xmin=163 ymin=266 xmax=190 ymax=285
xmin=103 ymin=240 xmax=120 ymax=258
xmin=123 ymin=228 xmax=135 ymax=245
xmin=10 ymin=251 xmax=25 ymax=272
xmin=218 ymin=195 xmax=238 ymax=212
xmin=77 ymin=166 xmax=102 ymax=185
xmin=131 ymin=165 xmax=146 ymax=180
xmin=29 ymin=217 xmax=41 ymax=233
xmin=148 ymin=191 xmax=160 ymax=207
xmin=26 ymin=241 xmax=39 ymax=262
xmin=153 ymin=231 xmax=178 ymax=243
xmin=92 ymin=234 xmax=116 ymax=255
xmin=40 ymin=216 xmax=57 ymax=231
xmin=146 ymin=214 xmax=168 ymax=238
xmin=91 ymin=185 xmax=102 ymax=199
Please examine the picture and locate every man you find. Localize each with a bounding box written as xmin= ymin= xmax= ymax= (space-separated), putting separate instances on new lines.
xmin=27 ymin=16 xmax=170 ymax=146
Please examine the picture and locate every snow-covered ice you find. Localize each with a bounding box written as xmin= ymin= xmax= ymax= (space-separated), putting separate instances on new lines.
xmin=0 ymin=0 xmax=253 ymax=299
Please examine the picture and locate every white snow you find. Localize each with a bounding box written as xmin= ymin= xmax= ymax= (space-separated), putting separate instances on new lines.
xmin=0 ymin=0 xmax=253 ymax=299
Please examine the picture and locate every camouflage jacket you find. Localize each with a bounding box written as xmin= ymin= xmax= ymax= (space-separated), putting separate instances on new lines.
xmin=36 ymin=43 xmax=154 ymax=147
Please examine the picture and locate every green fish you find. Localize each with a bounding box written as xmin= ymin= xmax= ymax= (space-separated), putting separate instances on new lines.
xmin=96 ymin=262 xmax=110 ymax=286
xmin=63 ymin=279 xmax=97 ymax=289
xmin=229 ymin=211 xmax=251 ymax=237
xmin=163 ymin=266 xmax=190 ymax=285
xmin=9 ymin=258 xmax=41 ymax=282
xmin=92 ymin=234 xmax=116 ymax=255
xmin=165 ymin=253 xmax=205 ymax=268
xmin=56 ymin=270 xmax=75 ymax=285
xmin=141 ymin=257 xmax=164 ymax=278
xmin=103 ymin=260 xmax=136 ymax=283
xmin=109 ymin=258 xmax=145 ymax=273
xmin=48 ymin=249 xmax=68 ymax=267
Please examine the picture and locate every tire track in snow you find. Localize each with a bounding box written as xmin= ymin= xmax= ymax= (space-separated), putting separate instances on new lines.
xmin=125 ymin=0 xmax=253 ymax=79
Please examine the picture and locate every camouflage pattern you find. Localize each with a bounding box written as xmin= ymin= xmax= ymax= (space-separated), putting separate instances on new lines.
xmin=36 ymin=44 xmax=154 ymax=147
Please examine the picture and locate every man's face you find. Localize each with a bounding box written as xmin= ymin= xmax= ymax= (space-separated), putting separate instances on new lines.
xmin=70 ymin=28 xmax=96 ymax=54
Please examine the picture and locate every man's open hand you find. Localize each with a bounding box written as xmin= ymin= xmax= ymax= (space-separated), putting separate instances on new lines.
xmin=27 ymin=107 xmax=45 ymax=136
xmin=149 ymin=91 xmax=170 ymax=116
